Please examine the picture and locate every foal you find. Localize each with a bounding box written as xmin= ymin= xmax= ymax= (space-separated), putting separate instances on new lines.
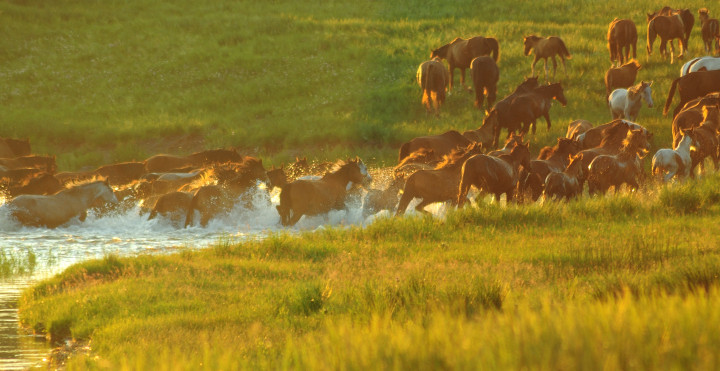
xmin=608 ymin=81 xmax=654 ymax=121
xmin=544 ymin=154 xmax=585 ymax=201
xmin=651 ymin=131 xmax=694 ymax=182
xmin=688 ymin=105 xmax=720 ymax=174
xmin=587 ymin=129 xmax=650 ymax=195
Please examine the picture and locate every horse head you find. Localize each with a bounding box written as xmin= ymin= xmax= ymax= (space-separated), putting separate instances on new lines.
xmin=640 ymin=81 xmax=654 ymax=108
xmin=510 ymin=142 xmax=532 ymax=170
xmin=430 ymin=43 xmax=450 ymax=59
xmin=557 ymin=137 xmax=581 ymax=156
xmin=522 ymin=36 xmax=537 ymax=56
xmin=552 ymin=83 xmax=568 ymax=106
xmin=699 ymin=8 xmax=710 ymax=23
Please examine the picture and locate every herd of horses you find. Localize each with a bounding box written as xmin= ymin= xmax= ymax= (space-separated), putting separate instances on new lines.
xmin=4 ymin=6 xmax=720 ymax=229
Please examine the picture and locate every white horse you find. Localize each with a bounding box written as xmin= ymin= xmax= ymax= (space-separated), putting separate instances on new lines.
xmin=651 ymin=131 xmax=694 ymax=182
xmin=680 ymin=56 xmax=720 ymax=76
xmin=608 ymin=81 xmax=653 ymax=121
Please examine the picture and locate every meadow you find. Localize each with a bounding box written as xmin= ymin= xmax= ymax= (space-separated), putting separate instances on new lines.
xmin=9 ymin=0 xmax=720 ymax=368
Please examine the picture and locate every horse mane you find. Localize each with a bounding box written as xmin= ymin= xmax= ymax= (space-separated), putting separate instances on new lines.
xmin=599 ymin=121 xmax=630 ymax=147
xmin=434 ymin=143 xmax=482 ymax=170
xmin=395 ymin=148 xmax=438 ymax=170
xmin=64 ymin=176 xmax=108 ymax=189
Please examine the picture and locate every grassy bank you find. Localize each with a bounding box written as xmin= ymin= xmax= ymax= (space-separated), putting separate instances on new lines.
xmin=0 ymin=0 xmax=713 ymax=169
xmin=18 ymin=173 xmax=720 ymax=369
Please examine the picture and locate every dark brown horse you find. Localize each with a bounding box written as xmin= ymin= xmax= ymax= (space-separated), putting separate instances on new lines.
xmin=699 ymin=8 xmax=720 ymax=55
xmin=487 ymin=132 xmax=524 ymax=157
xmin=276 ymin=158 xmax=371 ymax=226
xmin=664 ymin=70 xmax=720 ymax=118
xmin=518 ymin=137 xmax=581 ymax=201
xmin=0 ymin=137 xmax=30 ymax=158
xmin=394 ymin=148 xmax=440 ymax=177
xmin=144 ymin=148 xmax=243 ymax=173
xmin=687 ymin=105 xmax=720 ymax=174
xmin=456 ymin=142 xmax=531 ymax=206
xmin=396 ymin=143 xmax=483 ymax=215
xmin=576 ymin=119 xmax=652 ymax=150
xmin=543 ymin=154 xmax=585 ymax=201
xmin=6 ymin=173 xmax=63 ymax=198
xmin=431 ymin=36 xmax=500 ymax=91
xmin=480 ymin=77 xmax=538 ymax=148
xmin=646 ymin=14 xmax=687 ymax=64
xmin=604 ymin=59 xmax=641 ymax=100
xmin=0 ymin=155 xmax=56 ymax=174
xmin=608 ymin=18 xmax=638 ymax=67
xmin=95 ymin=161 xmax=146 ymax=186
xmin=671 ymin=93 xmax=720 ymax=147
xmin=470 ymin=56 xmax=500 ymax=111
xmin=398 ymin=130 xmax=472 ymax=163
xmin=417 ymin=57 xmax=449 ymax=116
xmin=266 ymin=165 xmax=289 ymax=191
xmin=523 ymin=35 xmax=571 ymax=82
xmin=648 ymin=7 xmax=694 ymax=48
xmin=148 ymin=191 xmax=194 ymax=227
xmin=587 ymin=129 xmax=650 ymax=195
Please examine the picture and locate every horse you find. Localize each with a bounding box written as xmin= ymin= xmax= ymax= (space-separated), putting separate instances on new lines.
xmin=472 ymin=77 xmax=538 ymax=148
xmin=608 ymin=81 xmax=654 ymax=121
xmin=396 ymin=143 xmax=483 ymax=215
xmin=0 ymin=137 xmax=31 ymax=157
xmin=0 ymin=155 xmax=56 ymax=173
xmin=522 ymin=35 xmax=571 ymax=82
xmin=646 ymin=14 xmax=687 ymax=64
xmin=398 ymin=130 xmax=472 ymax=163
xmin=94 ymin=161 xmax=146 ymax=186
xmin=651 ymin=131 xmax=694 ymax=182
xmin=608 ymin=19 xmax=638 ymax=67
xmin=277 ymin=158 xmax=372 ymax=226
xmin=394 ymin=148 xmax=440 ymax=177
xmin=185 ymin=157 xmax=268 ymax=227
xmin=431 ymin=36 xmax=500 ymax=91
xmin=699 ymin=8 xmax=720 ymax=55
xmin=543 ymin=154 xmax=585 ymax=201
xmin=266 ymin=165 xmax=289 ymax=191
xmin=147 ymin=191 xmax=194 ymax=227
xmin=456 ymin=142 xmax=531 ymax=206
xmin=664 ymin=70 xmax=720 ymax=118
xmin=587 ymin=129 xmax=650 ymax=195
xmin=416 ymin=57 xmax=449 ymax=116
xmin=604 ymin=59 xmax=641 ymax=100
xmin=5 ymin=180 xmax=117 ymax=228
xmin=6 ymin=173 xmax=63 ymax=198
xmin=671 ymin=93 xmax=720 ymax=147
xmin=566 ymin=119 xmax=593 ymax=141
xmin=575 ymin=119 xmax=651 ymax=150
xmin=362 ymin=175 xmax=406 ymax=217
xmin=518 ymin=137 xmax=581 ymax=202
xmin=681 ymin=56 xmax=720 ymax=76
xmin=144 ymin=148 xmax=242 ymax=173
xmin=687 ymin=105 xmax=720 ymax=174
xmin=470 ymin=56 xmax=499 ymax=111
xmin=0 ymin=168 xmax=44 ymax=188
xmin=487 ymin=132 xmax=524 ymax=157
xmin=648 ymin=7 xmax=694 ymax=48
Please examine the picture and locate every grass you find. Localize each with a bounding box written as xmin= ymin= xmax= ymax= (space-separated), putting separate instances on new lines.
xmin=18 ymin=173 xmax=720 ymax=369
xmin=0 ymin=0 xmax=713 ymax=169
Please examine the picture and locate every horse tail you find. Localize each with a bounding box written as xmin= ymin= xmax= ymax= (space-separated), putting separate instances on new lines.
xmin=423 ymin=62 xmax=434 ymax=110
xmin=663 ymin=76 xmax=681 ymax=116
xmin=487 ymin=38 xmax=500 ymax=62
xmin=647 ymin=19 xmax=656 ymax=55
xmin=557 ymin=38 xmax=572 ymax=59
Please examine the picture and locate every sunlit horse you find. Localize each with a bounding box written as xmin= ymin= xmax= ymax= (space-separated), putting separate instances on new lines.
xmin=664 ymin=70 xmax=720 ymax=118
xmin=605 ymin=59 xmax=641 ymax=100
xmin=470 ymin=56 xmax=499 ymax=111
xmin=647 ymin=14 xmax=687 ymax=64
xmin=431 ymin=36 xmax=500 ymax=91
xmin=651 ymin=131 xmax=694 ymax=182
xmin=543 ymin=154 xmax=585 ymax=201
xmin=587 ymin=129 xmax=651 ymax=195
xmin=647 ymin=7 xmax=694 ymax=49
xmin=671 ymin=93 xmax=720 ymax=147
xmin=416 ymin=57 xmax=449 ymax=116
xmin=277 ymin=158 xmax=372 ymax=226
xmin=608 ymin=18 xmax=638 ymax=67
xmin=681 ymin=56 xmax=720 ymax=76
xmin=523 ymin=35 xmax=571 ymax=82
xmin=699 ymin=8 xmax=720 ymax=55
xmin=608 ymin=81 xmax=654 ymax=121
xmin=5 ymin=180 xmax=117 ymax=228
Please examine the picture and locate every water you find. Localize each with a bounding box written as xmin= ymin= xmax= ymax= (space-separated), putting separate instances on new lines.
xmin=0 ymin=173 xmax=450 ymax=369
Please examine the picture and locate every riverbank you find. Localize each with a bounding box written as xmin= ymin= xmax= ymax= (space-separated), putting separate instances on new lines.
xmin=18 ymin=174 xmax=720 ymax=369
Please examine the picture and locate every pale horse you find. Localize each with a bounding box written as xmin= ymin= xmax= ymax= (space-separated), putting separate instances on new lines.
xmin=608 ymin=81 xmax=653 ymax=121
xmin=651 ymin=131 xmax=694 ymax=182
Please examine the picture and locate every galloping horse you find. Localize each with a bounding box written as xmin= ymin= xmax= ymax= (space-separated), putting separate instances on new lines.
xmin=144 ymin=148 xmax=243 ymax=173
xmin=277 ymin=158 xmax=372 ymax=226
xmin=647 ymin=14 xmax=687 ymax=64
xmin=605 ymin=59 xmax=641 ymax=100
xmin=575 ymin=119 xmax=651 ymax=150
xmin=587 ymin=129 xmax=650 ymax=195
xmin=431 ymin=36 xmax=500 ymax=91
xmin=480 ymin=77 xmax=539 ymax=147
xmin=608 ymin=19 xmax=638 ymax=67
xmin=687 ymin=105 xmax=720 ymax=174
xmin=608 ymin=81 xmax=654 ymax=121
xmin=416 ymin=57 xmax=449 ymax=116
xmin=456 ymin=142 xmax=531 ymax=206
xmin=566 ymin=120 xmax=593 ymax=141
xmin=671 ymin=93 xmax=720 ymax=147
xmin=543 ymin=154 xmax=585 ymax=201
xmin=5 ymin=180 xmax=117 ymax=228
xmin=398 ymin=130 xmax=472 ymax=163
xmin=518 ymin=137 xmax=581 ymax=201
xmin=470 ymin=56 xmax=499 ymax=111
xmin=651 ymin=131 xmax=694 ymax=182
xmin=699 ymin=8 xmax=720 ymax=55
xmin=522 ymin=35 xmax=571 ymax=82
xmin=664 ymin=70 xmax=720 ymax=118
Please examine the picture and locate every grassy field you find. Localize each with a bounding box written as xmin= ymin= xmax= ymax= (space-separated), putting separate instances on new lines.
xmin=12 ymin=0 xmax=720 ymax=369
xmin=0 ymin=0 xmax=712 ymax=170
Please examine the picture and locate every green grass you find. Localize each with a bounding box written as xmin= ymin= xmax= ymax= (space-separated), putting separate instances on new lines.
xmin=0 ymin=0 xmax=713 ymax=169
xmin=18 ymin=173 xmax=720 ymax=369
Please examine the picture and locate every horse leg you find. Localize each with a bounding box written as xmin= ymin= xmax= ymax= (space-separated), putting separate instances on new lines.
xmin=460 ymin=68 xmax=467 ymax=91
xmin=414 ymin=199 xmax=433 ymax=214
xmin=543 ymin=58 xmax=550 ymax=82
xmin=448 ymin=66 xmax=455 ymax=92
xmin=551 ymin=56 xmax=558 ymax=81
xmin=395 ymin=189 xmax=414 ymax=216
xmin=543 ymin=112 xmax=551 ymax=131
xmin=286 ymin=211 xmax=303 ymax=226
xmin=531 ymin=57 xmax=539 ymax=78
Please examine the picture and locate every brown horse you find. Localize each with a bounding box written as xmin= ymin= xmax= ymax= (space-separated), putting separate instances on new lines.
xmin=648 ymin=7 xmax=694 ymax=48
xmin=0 ymin=137 xmax=31 ymax=157
xmin=518 ymin=137 xmax=581 ymax=201
xmin=398 ymin=130 xmax=472 ymax=163
xmin=605 ymin=59 xmax=641 ymax=100
xmin=431 ymin=36 xmax=500 ymax=90
xmin=396 ymin=143 xmax=483 ymax=215
xmin=699 ymin=8 xmax=720 ymax=55
xmin=671 ymin=93 xmax=720 ymax=147
xmin=6 ymin=173 xmax=63 ymax=198
xmin=543 ymin=154 xmax=585 ymax=201
xmin=587 ymin=129 xmax=650 ymax=195
xmin=523 ymin=35 xmax=571 ymax=82
xmin=470 ymin=56 xmax=500 ymax=111
xmin=276 ymin=158 xmax=372 ymax=226
xmin=0 ymin=155 xmax=56 ymax=173
xmin=266 ymin=165 xmax=289 ymax=191
xmin=5 ymin=180 xmax=117 ymax=228
xmin=95 ymin=161 xmax=146 ymax=186
xmin=664 ymin=70 xmax=720 ymax=118
xmin=185 ymin=157 xmax=268 ymax=227
xmin=144 ymin=148 xmax=242 ymax=173
xmin=456 ymin=142 xmax=531 ymax=206
xmin=576 ymin=119 xmax=652 ymax=150
xmin=148 ymin=191 xmax=194 ymax=227
xmin=487 ymin=132 xmax=524 ymax=157
xmin=647 ymin=14 xmax=687 ymax=64
xmin=608 ymin=19 xmax=638 ymax=67
xmin=688 ymin=105 xmax=720 ymax=174
xmin=416 ymin=57 xmax=449 ymax=116
xmin=566 ymin=119 xmax=593 ymax=141
xmin=394 ymin=148 xmax=440 ymax=177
